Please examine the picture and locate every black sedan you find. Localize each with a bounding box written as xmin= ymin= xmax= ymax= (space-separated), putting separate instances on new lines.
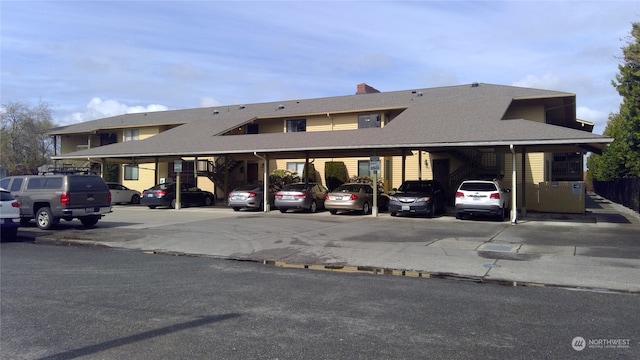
xmin=388 ymin=180 xmax=446 ymax=217
xmin=141 ymin=183 xmax=215 ymax=209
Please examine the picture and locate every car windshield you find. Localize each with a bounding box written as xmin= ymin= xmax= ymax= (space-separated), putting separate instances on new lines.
xmin=398 ymin=181 xmax=434 ymax=193
xmin=333 ymin=184 xmax=365 ymax=193
xmin=282 ymin=184 xmax=310 ymax=192
xmin=460 ymin=182 xmax=497 ymax=192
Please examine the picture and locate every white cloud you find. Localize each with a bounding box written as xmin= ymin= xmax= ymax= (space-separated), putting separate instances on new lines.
xmin=60 ymin=98 xmax=169 ymax=124
xmin=199 ymin=97 xmax=222 ymax=108
xmin=512 ymin=74 xmax=563 ymax=91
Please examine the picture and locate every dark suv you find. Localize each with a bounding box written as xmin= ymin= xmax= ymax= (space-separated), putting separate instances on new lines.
xmin=0 ymin=172 xmax=112 ymax=230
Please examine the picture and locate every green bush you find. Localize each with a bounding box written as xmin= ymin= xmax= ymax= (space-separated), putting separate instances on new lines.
xmin=269 ymin=169 xmax=300 ymax=192
xmin=325 ymin=162 xmax=349 ymax=190
xmin=348 ymin=175 xmax=386 ymax=193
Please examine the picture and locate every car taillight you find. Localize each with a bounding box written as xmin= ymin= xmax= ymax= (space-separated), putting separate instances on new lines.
xmin=349 ymin=194 xmax=358 ymax=200
xmin=324 ymin=194 xmax=329 ymax=200
xmin=60 ymin=193 xmax=70 ymax=205
xmin=455 ymin=191 xmax=465 ymax=198
xmin=108 ymin=191 xmax=112 ymax=204
xmin=247 ymin=192 xmax=256 ymax=198
xmin=294 ymin=194 xmax=307 ymax=199
xmin=275 ymin=193 xmax=282 ymax=198
xmin=490 ymin=192 xmax=501 ymax=199
xmin=12 ymin=200 xmax=20 ymax=208
xmin=157 ymin=190 xmax=167 ymax=197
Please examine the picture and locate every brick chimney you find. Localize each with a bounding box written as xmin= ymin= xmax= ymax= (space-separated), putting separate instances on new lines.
xmin=356 ymin=83 xmax=380 ymax=94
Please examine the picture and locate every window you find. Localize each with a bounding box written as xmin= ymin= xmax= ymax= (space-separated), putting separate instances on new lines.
xmin=358 ymin=160 xmax=370 ymax=177
xmin=124 ymin=165 xmax=139 ymax=180
xmin=286 ymin=162 xmax=305 ymax=176
xmin=286 ymin=119 xmax=306 ymax=132
xmin=246 ymin=123 xmax=259 ymax=134
xmin=124 ymin=129 xmax=139 ymax=141
xmin=358 ymin=114 xmax=380 ymax=129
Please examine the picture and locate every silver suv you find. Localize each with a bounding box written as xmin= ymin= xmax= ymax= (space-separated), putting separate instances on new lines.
xmin=0 ymin=171 xmax=112 ymax=230
xmin=455 ymin=180 xmax=511 ymax=221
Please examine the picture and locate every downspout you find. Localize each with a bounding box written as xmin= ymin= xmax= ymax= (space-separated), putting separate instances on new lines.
xmin=254 ymin=152 xmax=269 ymax=212
xmin=510 ymin=144 xmax=517 ymax=225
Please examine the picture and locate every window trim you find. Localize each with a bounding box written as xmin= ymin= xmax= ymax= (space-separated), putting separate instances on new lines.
xmin=124 ymin=165 xmax=139 ymax=180
xmin=286 ymin=118 xmax=306 ymax=133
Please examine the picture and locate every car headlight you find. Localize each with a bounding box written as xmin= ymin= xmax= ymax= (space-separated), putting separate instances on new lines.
xmin=389 ymin=196 xmax=398 ymax=201
xmin=417 ymin=197 xmax=431 ymax=202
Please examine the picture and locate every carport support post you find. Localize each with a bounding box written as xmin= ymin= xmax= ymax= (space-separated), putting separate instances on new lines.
xmin=510 ymin=145 xmax=517 ymax=224
xmin=175 ymin=173 xmax=181 ymax=210
xmin=373 ymin=169 xmax=378 ymax=217
xmin=401 ymin=150 xmax=407 ymax=183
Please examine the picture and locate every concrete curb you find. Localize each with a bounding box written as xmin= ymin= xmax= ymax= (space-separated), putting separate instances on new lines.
xmin=35 ymin=236 xmax=639 ymax=295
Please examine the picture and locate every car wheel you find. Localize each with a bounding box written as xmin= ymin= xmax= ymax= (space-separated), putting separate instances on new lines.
xmin=80 ymin=215 xmax=100 ymax=227
xmin=429 ymin=202 xmax=436 ymax=218
xmin=203 ymin=196 xmax=213 ymax=207
xmin=498 ymin=207 xmax=506 ymax=222
xmin=148 ymin=205 xmax=157 ymax=209
xmin=309 ymin=201 xmax=317 ymax=213
xmin=232 ymin=207 xmax=241 ymax=211
xmin=36 ymin=207 xmax=57 ymax=230
xmin=279 ymin=208 xmax=287 ymax=213
xmin=390 ymin=211 xmax=397 ymax=217
xmin=329 ymin=209 xmax=338 ymax=215
xmin=362 ymin=202 xmax=370 ymax=215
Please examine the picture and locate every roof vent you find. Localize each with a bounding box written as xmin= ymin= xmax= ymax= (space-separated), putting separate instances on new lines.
xmin=471 ymin=82 xmax=479 ymax=87
xmin=239 ymin=105 xmax=246 ymax=110
xmin=213 ymin=110 xmax=219 ymax=115
xmin=417 ymin=91 xmax=423 ymax=97
xmin=277 ymin=104 xmax=285 ymax=110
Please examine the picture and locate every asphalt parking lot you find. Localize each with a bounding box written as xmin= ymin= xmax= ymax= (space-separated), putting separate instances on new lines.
xmin=12 ymin=192 xmax=640 ymax=293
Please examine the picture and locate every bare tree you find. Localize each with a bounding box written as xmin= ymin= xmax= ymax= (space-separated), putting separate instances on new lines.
xmin=1 ymin=101 xmax=57 ymax=175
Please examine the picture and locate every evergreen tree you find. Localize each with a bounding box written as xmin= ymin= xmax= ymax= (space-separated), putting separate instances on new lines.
xmin=588 ymin=22 xmax=640 ymax=180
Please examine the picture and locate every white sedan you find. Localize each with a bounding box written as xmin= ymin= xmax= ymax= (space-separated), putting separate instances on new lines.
xmin=107 ymin=183 xmax=141 ymax=204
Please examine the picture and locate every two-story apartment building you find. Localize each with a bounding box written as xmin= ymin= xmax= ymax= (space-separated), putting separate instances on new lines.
xmin=50 ymin=83 xmax=612 ymax=215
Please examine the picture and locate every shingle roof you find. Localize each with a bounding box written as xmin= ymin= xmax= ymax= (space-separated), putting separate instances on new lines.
xmin=52 ymin=83 xmax=612 ymax=161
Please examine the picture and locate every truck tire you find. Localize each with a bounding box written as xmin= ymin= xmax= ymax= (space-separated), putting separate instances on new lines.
xmin=36 ymin=207 xmax=57 ymax=230
xmin=80 ymin=215 xmax=100 ymax=227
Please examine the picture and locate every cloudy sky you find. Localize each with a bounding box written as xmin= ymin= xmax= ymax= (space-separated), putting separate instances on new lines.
xmin=1 ymin=1 xmax=638 ymax=134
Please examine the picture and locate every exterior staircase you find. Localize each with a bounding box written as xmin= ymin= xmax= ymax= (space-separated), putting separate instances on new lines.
xmin=448 ymin=149 xmax=501 ymax=199
xmin=196 ymin=156 xmax=241 ymax=195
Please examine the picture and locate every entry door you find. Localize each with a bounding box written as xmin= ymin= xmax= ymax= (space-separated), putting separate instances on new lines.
xmin=432 ymin=159 xmax=450 ymax=203
xmin=247 ymin=163 xmax=259 ymax=184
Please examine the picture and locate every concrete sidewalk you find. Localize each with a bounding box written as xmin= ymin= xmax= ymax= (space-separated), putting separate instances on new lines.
xmin=31 ymin=192 xmax=640 ymax=294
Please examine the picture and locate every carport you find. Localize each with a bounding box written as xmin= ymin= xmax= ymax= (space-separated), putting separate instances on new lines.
xmin=50 ymin=83 xmax=613 ymax=224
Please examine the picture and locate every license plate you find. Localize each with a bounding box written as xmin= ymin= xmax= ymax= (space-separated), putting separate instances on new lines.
xmin=85 ymin=207 xmax=95 ymax=213
xmin=473 ymin=197 xmax=481 ymax=201
xmin=282 ymin=195 xmax=293 ymax=200
xmin=147 ymin=193 xmax=154 ymax=197
xmin=335 ymin=196 xmax=342 ymax=200
xmin=402 ymin=205 xmax=410 ymax=211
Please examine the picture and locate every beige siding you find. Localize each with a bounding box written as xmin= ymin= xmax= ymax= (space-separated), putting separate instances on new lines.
xmin=60 ymin=135 xmax=90 ymax=154
xmin=138 ymin=126 xmax=162 ymax=140
xmin=257 ymin=120 xmax=283 ymax=134
xmin=306 ymin=115 xmax=332 ymax=132
xmin=330 ymin=114 xmax=358 ymax=131
xmin=503 ymin=102 xmax=545 ymax=122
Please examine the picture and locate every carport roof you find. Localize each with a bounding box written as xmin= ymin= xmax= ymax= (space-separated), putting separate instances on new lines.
xmin=52 ymin=83 xmax=612 ymax=162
